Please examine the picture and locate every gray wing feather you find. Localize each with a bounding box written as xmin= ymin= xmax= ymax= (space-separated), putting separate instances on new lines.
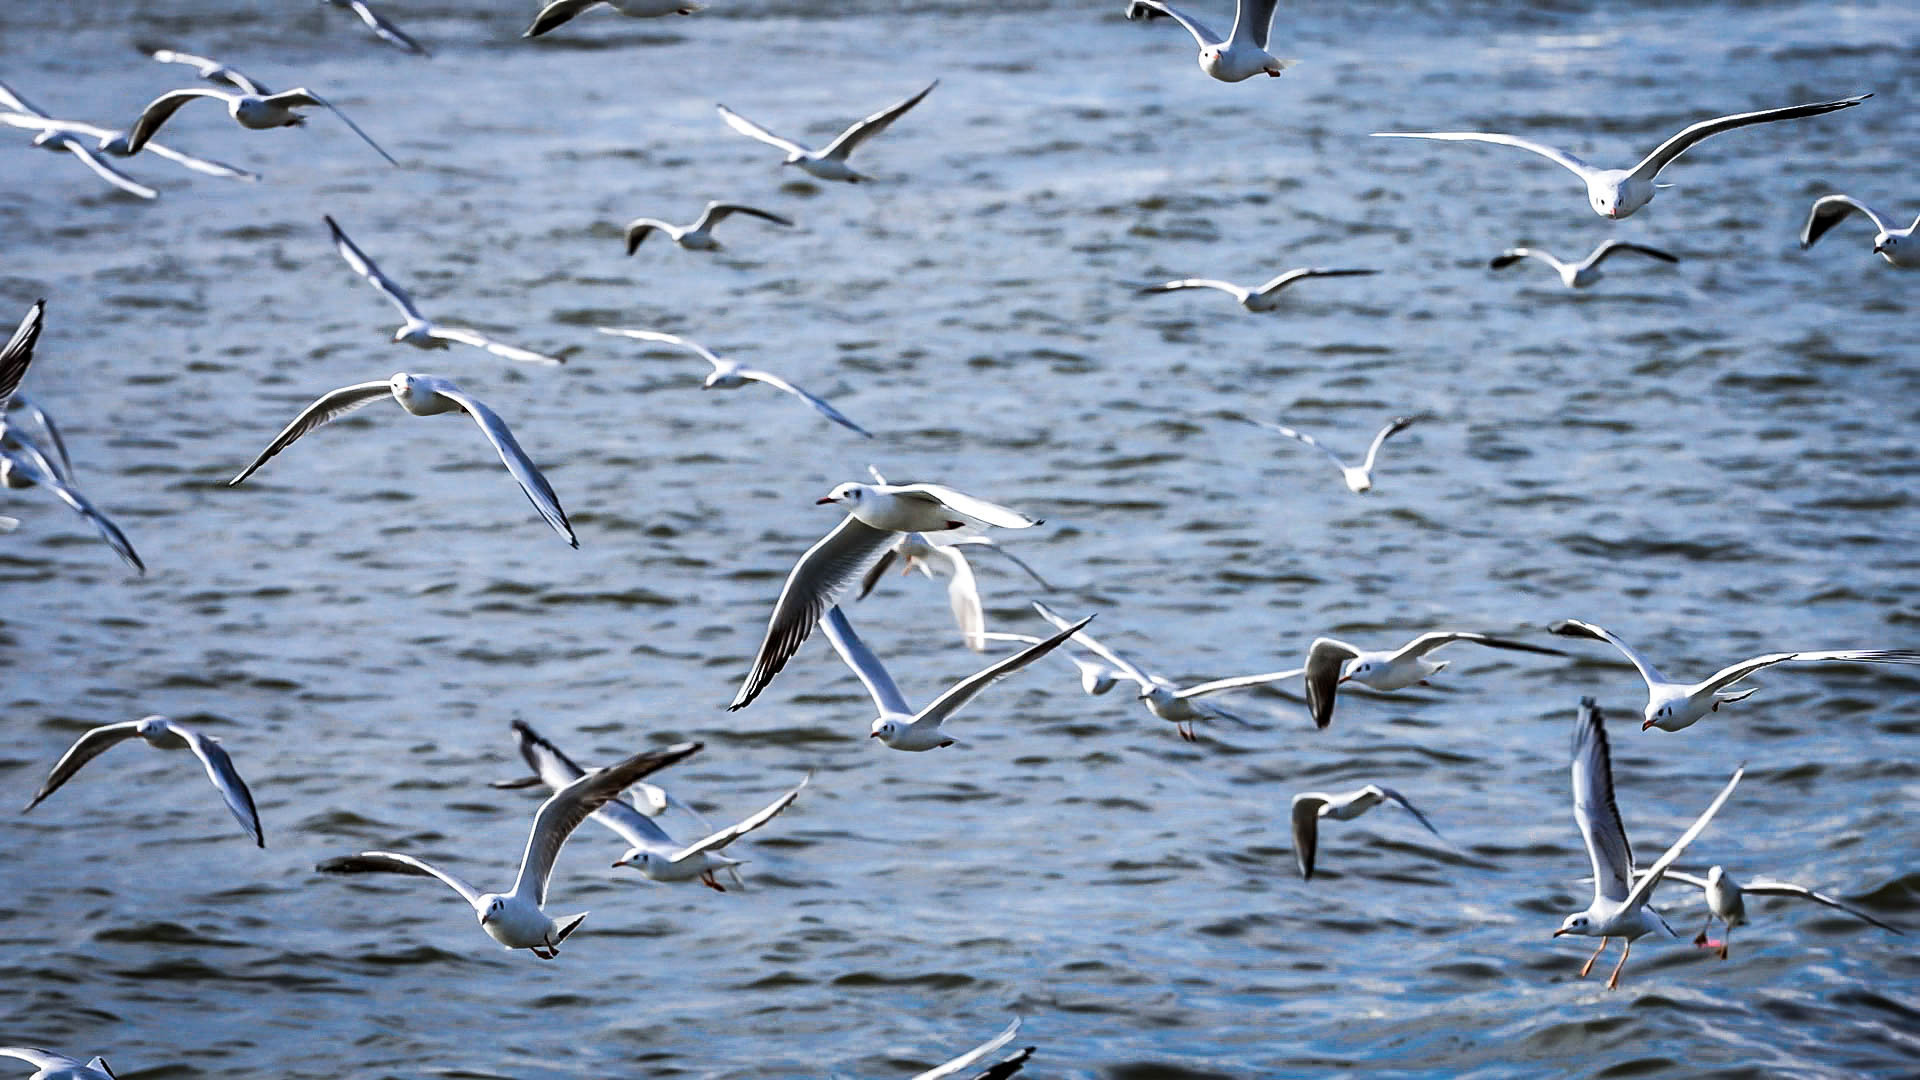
xmin=1629 ymin=95 xmax=1870 ymax=182
xmin=821 ymin=81 xmax=936 ymax=161
xmin=227 ymin=380 xmax=394 ymax=485
xmin=433 ymin=385 xmax=577 ymax=547
xmin=918 ymin=615 xmax=1092 ymax=727
xmin=169 ymin=721 xmax=265 ymax=847
xmin=819 ymin=604 xmax=915 ymax=715
xmin=1571 ymin=697 xmax=1634 ymax=904
xmin=672 ymin=774 xmax=808 ymax=862
xmin=512 ymin=742 xmax=702 ymax=905
xmin=317 ymin=851 xmax=484 ymax=906
xmin=23 ymin=722 xmax=143 ymax=811
xmin=730 ymin=517 xmax=896 ymax=710
xmin=912 ymin=1019 xmax=1021 ymax=1080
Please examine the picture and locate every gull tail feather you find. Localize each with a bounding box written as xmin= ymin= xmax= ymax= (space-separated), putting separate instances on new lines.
xmin=552 ymin=912 xmax=589 ymax=945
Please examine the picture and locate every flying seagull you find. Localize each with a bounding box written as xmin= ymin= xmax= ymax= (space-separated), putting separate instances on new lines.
xmin=1248 ymin=414 xmax=1417 ymax=494
xmin=1290 ymin=785 xmax=1447 ymax=881
xmin=717 ymin=81 xmax=936 ymax=183
xmin=1303 ymin=630 xmax=1566 ymax=729
xmin=1123 ymin=0 xmax=1296 ymax=82
xmin=598 ymin=328 xmax=867 ymax=436
xmin=1799 ymin=195 xmax=1917 ymax=268
xmin=123 ymin=63 xmax=397 ymax=166
xmin=1136 ymin=267 xmax=1376 ymax=312
xmin=1489 ymin=240 xmax=1678 ymax=288
xmin=524 ymin=0 xmax=704 ymax=38
xmin=623 ymin=201 xmax=791 ymax=253
xmin=23 ymin=715 xmax=264 ymax=847
xmin=1639 ymin=864 xmax=1904 ymax=959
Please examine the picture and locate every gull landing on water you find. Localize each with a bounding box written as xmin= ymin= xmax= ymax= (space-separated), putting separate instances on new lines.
xmin=1637 ymin=865 xmax=1904 ymax=959
xmin=1372 ymin=94 xmax=1870 ymax=219
xmin=1248 ymin=414 xmax=1417 ymax=494
xmin=525 ymin=0 xmax=704 ymax=37
xmin=495 ymin=720 xmax=803 ymax=891
xmin=1800 ymin=195 xmax=1919 ymax=269
xmin=319 ymin=742 xmax=700 ymax=958
xmin=327 ymin=216 xmax=563 ymax=366
xmin=122 ymin=50 xmax=397 ymax=166
xmin=1546 ymin=618 xmax=1920 ymax=732
xmin=1490 ymin=240 xmax=1677 ymax=289
xmin=23 ymin=715 xmax=263 ymax=847
xmin=821 ymin=605 xmax=1088 ymax=751
xmin=1554 ymin=698 xmax=1744 ymax=990
xmin=623 ymin=201 xmax=791 ymax=253
xmin=227 ymin=373 xmax=578 ymax=548
xmin=1290 ymin=785 xmax=1447 ymax=881
xmin=1136 ymin=267 xmax=1377 ymax=312
xmin=0 ymin=1048 xmax=120 ymax=1079
xmin=598 ymin=328 xmax=869 ymax=436
xmin=1303 ymin=631 xmax=1567 ymax=730
xmin=1123 ymin=0 xmax=1296 ymax=82
xmin=729 ymin=481 xmax=1042 ymax=710
xmin=717 ymin=81 xmax=936 ymax=183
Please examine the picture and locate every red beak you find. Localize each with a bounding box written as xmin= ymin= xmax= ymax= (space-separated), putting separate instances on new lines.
xmin=1551 ymin=928 xmax=1569 ymax=938
xmin=1641 ymin=718 xmax=1657 ymax=731
xmin=815 ymin=496 xmax=836 ymax=505
xmin=868 ymin=731 xmax=882 ymax=738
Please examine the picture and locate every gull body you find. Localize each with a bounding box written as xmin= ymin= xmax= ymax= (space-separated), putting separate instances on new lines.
xmin=599 ymin=328 xmax=867 ymax=436
xmin=1800 ymin=195 xmax=1918 ymax=268
xmin=1249 ymin=414 xmax=1416 ymax=494
xmin=623 ymin=201 xmax=791 ymax=253
xmin=1033 ymin=601 xmax=1292 ymax=740
xmin=1490 ymin=240 xmax=1677 ymax=288
xmin=1290 ymin=785 xmax=1446 ymax=881
xmin=1547 ymin=618 xmax=1920 ymax=732
xmin=496 ymin=720 xmax=802 ymax=891
xmin=717 ymin=82 xmax=935 ymax=183
xmin=327 ymin=216 xmax=562 ymax=365
xmin=1123 ymin=0 xmax=1296 ymax=82
xmin=525 ymin=0 xmax=704 ymax=37
xmin=1553 ymin=698 xmax=1743 ymax=989
xmin=0 ymin=1049 xmax=118 ymax=1080
xmin=227 ymin=372 xmax=577 ymax=548
xmin=913 ymin=1019 xmax=1026 ymax=1080
xmin=322 ymin=0 xmax=430 ymax=55
xmin=319 ymin=742 xmax=700 ymax=957
xmin=1303 ymin=630 xmax=1566 ymax=729
xmin=23 ymin=715 xmax=263 ymax=847
xmin=822 ymin=605 xmax=1088 ymax=750
xmin=1373 ymin=94 xmax=1870 ymax=219
xmin=731 ymin=482 xmax=1042 ymax=710
xmin=1647 ymin=865 xmax=1903 ymax=959
xmin=1137 ymin=267 xmax=1375 ymax=311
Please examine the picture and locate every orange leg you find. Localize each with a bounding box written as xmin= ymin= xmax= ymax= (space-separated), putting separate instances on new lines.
xmin=700 ymin=870 xmax=727 ymax=893
xmin=1605 ymin=939 xmax=1632 ymax=990
xmin=1579 ymin=937 xmax=1609 ymax=978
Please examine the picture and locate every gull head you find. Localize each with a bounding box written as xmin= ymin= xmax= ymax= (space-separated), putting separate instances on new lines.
xmin=1641 ymin=700 xmax=1685 ymax=732
xmin=1874 ymin=233 xmax=1897 ymax=257
xmin=1338 ymin=658 xmax=1374 ymax=684
xmin=1552 ymin=912 xmax=1594 ymax=938
xmin=816 ymin=482 xmax=868 ymax=507
xmin=870 ymin=718 xmax=899 ymax=742
xmin=477 ymin=895 xmax=506 ymax=927
xmin=611 ymin=848 xmax=651 ymax=872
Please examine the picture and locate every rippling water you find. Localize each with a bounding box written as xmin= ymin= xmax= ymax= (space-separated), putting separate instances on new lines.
xmin=1 ymin=1 xmax=1916 ymax=1077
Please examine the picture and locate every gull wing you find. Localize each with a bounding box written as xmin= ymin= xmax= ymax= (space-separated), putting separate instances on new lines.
xmin=671 ymin=774 xmax=808 ymax=862
xmin=856 ymin=542 xmax=902 ymax=601
xmin=1742 ymin=880 xmax=1905 ymax=933
xmin=1033 ymin=600 xmax=1154 ymax=687
xmin=317 ymin=850 xmax=484 ymax=906
xmin=622 ymin=219 xmax=671 ymax=254
xmin=501 ymin=719 xmax=675 ymax=850
xmin=731 ymin=517 xmax=898 ymax=710
xmin=165 ymin=720 xmax=265 ymax=847
xmin=1253 ymin=267 xmax=1378 ymax=296
xmin=820 ymin=81 xmax=936 ymax=161
xmin=429 ymin=382 xmax=577 ymax=547
xmin=58 ymin=140 xmax=158 ymax=199
xmin=0 ymin=78 xmax=50 ymax=116
xmin=1359 ymin=415 xmax=1417 ymax=473
xmin=511 ymin=742 xmax=701 ymax=905
xmin=426 ymin=326 xmax=565 ymax=366
xmin=1623 ymin=764 xmax=1744 ymax=910
xmin=269 ymin=89 xmax=397 ymax=166
xmin=1125 ymin=0 xmax=1223 ymax=47
xmin=123 ymin=88 xmax=229 ymax=155
xmin=227 ymin=380 xmax=394 ymax=485
xmin=1137 ymin=279 xmax=1248 ymax=304
xmin=913 ymin=1019 xmax=1022 ymax=1080
xmin=938 ymin=535 xmax=1053 ymax=590
xmin=324 ymin=215 xmax=426 ymax=323
xmin=23 ymin=721 xmax=144 ymax=811
xmin=1369 ymin=131 xmax=1597 ymax=182
xmin=736 ymin=366 xmax=873 ymax=438
xmin=135 ymin=137 xmax=259 ymax=180
xmin=598 ymin=327 xmax=725 ymax=369
xmin=1228 ymin=0 xmax=1279 ymax=49
xmin=524 ymin=0 xmax=604 ymax=38
xmin=146 ymin=48 xmax=269 ymax=95
xmin=337 ymin=0 xmax=431 ymax=56
xmin=1699 ymin=649 xmax=1920 ymax=695
xmin=693 ymin=202 xmax=793 ymax=231
xmin=1547 ymin=618 xmax=1669 ymax=689
xmin=0 ymin=298 xmax=45 ymax=412
xmin=1304 ymin=637 xmax=1359 ymax=729
xmin=1248 ymin=418 xmax=1350 ymax=471
xmin=1369 ymin=785 xmax=1446 ymax=843
xmin=1627 ymin=94 xmax=1871 ymax=184
xmin=820 ymin=604 xmax=916 ymax=715
xmin=1391 ymin=631 xmax=1567 ymax=662
xmin=3 ymin=395 xmax=70 ymax=482
xmin=1571 ymin=698 xmax=1634 ymax=904
xmin=1488 ymin=248 xmax=1562 ymax=273
xmin=1 ymin=439 xmax=146 ymax=573
xmin=0 ymin=1049 xmax=84 ymax=1071
xmin=893 ymin=483 xmax=1040 ymax=529
xmin=1176 ymin=667 xmax=1305 ymax=699
xmin=917 ymin=614 xmax=1091 ymax=728
xmin=934 ymin=545 xmax=985 ymax=650
xmin=1801 ymin=195 xmax=1886 ymax=248
xmin=716 ymin=104 xmax=810 ymax=156
xmin=1586 ymin=240 xmax=1678 ymax=269
xmin=1289 ymin=793 xmax=1329 ymax=879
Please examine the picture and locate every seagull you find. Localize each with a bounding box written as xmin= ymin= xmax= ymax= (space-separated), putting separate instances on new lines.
xmin=0 ymin=300 xmax=146 ymax=574
xmin=623 ymin=201 xmax=791 ymax=253
xmin=327 ymin=216 xmax=563 ymax=365
xmin=1799 ymin=195 xmax=1918 ymax=269
xmin=1554 ymin=697 xmax=1743 ymax=990
xmin=322 ymin=0 xmax=430 ymax=56
xmin=0 ymin=1048 xmax=119 ymax=1080
xmin=717 ymin=81 xmax=936 ymax=183
xmin=597 ymin=328 xmax=867 ymax=436
xmin=1248 ymin=414 xmax=1417 ymax=494
xmin=0 ymin=111 xmax=256 ymax=183
xmin=226 ymin=372 xmax=577 ymax=548
xmin=1373 ymin=94 xmax=1871 ymax=219
xmin=23 ymin=715 xmax=263 ymax=847
xmin=1032 ymin=601 xmax=1294 ymax=740
xmin=1546 ymin=619 xmax=1920 ymax=733
xmin=1639 ymin=865 xmax=1904 ymax=960
xmin=492 ymin=734 xmax=710 ymax=832
xmin=318 ymin=742 xmax=700 ymax=958
xmin=1302 ymin=631 xmax=1567 ymax=730
xmin=1290 ymin=785 xmax=1447 ymax=881
xmin=912 ymin=1019 xmax=1027 ymax=1080
xmin=1489 ymin=240 xmax=1678 ymax=289
xmin=0 ymin=84 xmax=161 ymax=199
xmin=1122 ymin=0 xmax=1296 ymax=82
xmin=122 ymin=51 xmax=397 ymax=165
xmin=524 ymin=0 xmax=704 ymax=37
xmin=729 ymin=481 xmax=1042 ymax=710
xmin=1136 ymin=267 xmax=1377 ymax=312
xmin=822 ymin=605 xmax=1088 ymax=750
xmin=493 ymin=720 xmax=801 ymax=891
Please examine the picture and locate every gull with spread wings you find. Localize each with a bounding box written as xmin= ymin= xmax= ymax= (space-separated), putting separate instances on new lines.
xmin=717 ymin=81 xmax=936 ymax=183
xmin=1800 ymin=194 xmax=1918 ymax=269
xmin=622 ymin=201 xmax=791 ymax=253
xmin=23 ymin=715 xmax=264 ymax=847
xmin=1489 ymin=240 xmax=1677 ymax=289
xmin=122 ymin=49 xmax=397 ymax=165
xmin=1123 ymin=0 xmax=1296 ymax=82
xmin=1136 ymin=267 xmax=1376 ymax=312
xmin=1302 ymin=629 xmax=1565 ymax=729
xmin=1248 ymin=414 xmax=1417 ymax=494
xmin=598 ymin=328 xmax=867 ymax=436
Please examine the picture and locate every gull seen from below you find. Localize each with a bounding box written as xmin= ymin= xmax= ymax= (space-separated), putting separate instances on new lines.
xmin=598 ymin=328 xmax=869 ymax=436
xmin=1290 ymin=785 xmax=1447 ymax=881
xmin=1639 ymin=864 xmax=1904 ymax=959
xmin=1123 ymin=0 xmax=1296 ymax=82
xmin=717 ymin=81 xmax=936 ymax=183
xmin=317 ymin=742 xmax=701 ymax=958
xmin=1137 ymin=267 xmax=1376 ymax=312
xmin=1799 ymin=194 xmax=1918 ymax=268
xmin=1489 ymin=240 xmax=1678 ymax=288
xmin=1372 ymin=94 xmax=1870 ymax=219
xmin=623 ymin=201 xmax=791 ymax=253
xmin=23 ymin=715 xmax=264 ymax=847
xmin=1248 ymin=414 xmax=1417 ymax=494
xmin=227 ymin=373 xmax=579 ymax=548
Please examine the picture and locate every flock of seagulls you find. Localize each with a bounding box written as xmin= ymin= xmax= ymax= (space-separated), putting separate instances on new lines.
xmin=1 ymin=0 xmax=1912 ymax=1074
